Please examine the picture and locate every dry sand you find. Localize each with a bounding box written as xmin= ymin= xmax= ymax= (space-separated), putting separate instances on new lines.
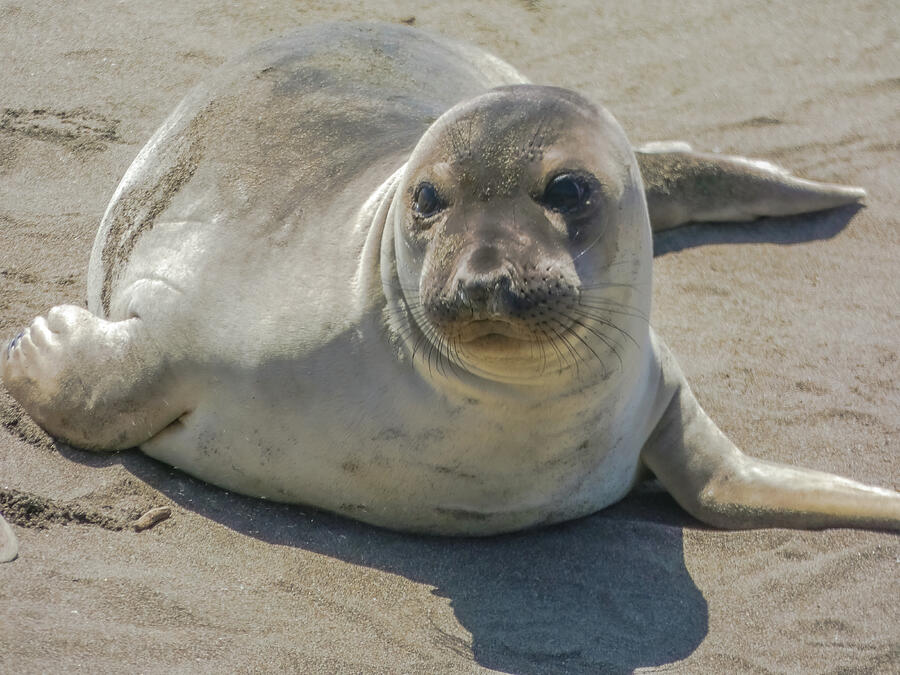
xmin=1 ymin=1 xmax=897 ymax=672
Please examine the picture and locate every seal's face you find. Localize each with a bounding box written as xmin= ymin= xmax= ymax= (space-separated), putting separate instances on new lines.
xmin=393 ymin=85 xmax=651 ymax=386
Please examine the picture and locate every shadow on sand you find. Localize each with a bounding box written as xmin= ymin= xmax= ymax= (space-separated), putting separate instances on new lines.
xmin=59 ymin=444 xmax=707 ymax=674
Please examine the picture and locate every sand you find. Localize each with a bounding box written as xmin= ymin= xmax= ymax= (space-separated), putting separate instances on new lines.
xmin=1 ymin=1 xmax=897 ymax=672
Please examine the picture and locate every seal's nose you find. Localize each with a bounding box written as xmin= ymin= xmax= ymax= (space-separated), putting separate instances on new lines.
xmin=452 ymin=247 xmax=518 ymax=315
xmin=457 ymin=273 xmax=513 ymax=310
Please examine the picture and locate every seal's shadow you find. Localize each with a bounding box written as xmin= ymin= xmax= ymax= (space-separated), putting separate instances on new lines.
xmin=652 ymin=205 xmax=860 ymax=256
xmin=58 ymin=444 xmax=707 ymax=674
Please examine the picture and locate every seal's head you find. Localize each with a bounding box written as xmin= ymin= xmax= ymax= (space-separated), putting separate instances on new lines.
xmin=389 ymin=85 xmax=651 ymax=387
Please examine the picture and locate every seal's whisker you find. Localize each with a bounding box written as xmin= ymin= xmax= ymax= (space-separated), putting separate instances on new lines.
xmin=550 ymin=316 xmax=601 ymax=363
xmin=403 ymin=307 xmax=435 ymax=369
xmin=568 ymin=307 xmax=639 ymax=347
xmin=571 ymin=233 xmax=606 ymax=263
xmin=439 ymin=333 xmax=464 ymax=378
xmin=403 ymin=302 xmax=471 ymax=379
xmin=577 ymin=291 xmax=649 ymax=314
xmin=434 ymin=338 xmax=447 ymax=378
xmin=536 ymin=328 xmax=567 ymax=375
xmin=545 ymin=323 xmax=580 ymax=379
xmin=553 ymin=323 xmax=583 ymax=371
xmin=419 ymin=326 xmax=441 ymax=373
xmin=575 ymin=299 xmax=649 ymax=322
xmin=576 ymin=305 xmax=648 ymax=322
xmin=558 ymin=309 xmax=626 ymax=363
xmin=579 ymin=280 xmax=652 ymax=292
xmin=427 ymin=333 xmax=442 ymax=379
xmin=563 ymin=314 xmax=623 ymax=372
xmin=528 ymin=329 xmax=541 ymax=364
xmin=549 ymin=317 xmax=595 ymax=377
xmin=441 ymin=334 xmax=454 ymax=378
xmin=533 ymin=331 xmax=549 ymax=375
xmin=560 ymin=324 xmax=587 ymax=377
xmin=448 ymin=336 xmax=464 ymax=375
xmin=540 ymin=334 xmax=554 ymax=375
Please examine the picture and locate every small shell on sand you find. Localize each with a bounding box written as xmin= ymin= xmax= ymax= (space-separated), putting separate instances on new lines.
xmin=0 ymin=512 xmax=18 ymax=562
xmin=133 ymin=506 xmax=172 ymax=532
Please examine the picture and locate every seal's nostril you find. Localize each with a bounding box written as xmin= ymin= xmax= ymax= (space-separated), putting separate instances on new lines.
xmin=462 ymin=275 xmax=499 ymax=305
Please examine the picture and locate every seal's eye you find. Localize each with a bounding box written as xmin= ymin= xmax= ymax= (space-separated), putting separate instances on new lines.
xmin=413 ymin=182 xmax=444 ymax=219
xmin=541 ymin=174 xmax=590 ymax=213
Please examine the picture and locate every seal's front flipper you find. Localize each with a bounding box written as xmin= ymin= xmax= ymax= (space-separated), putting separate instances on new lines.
xmin=0 ymin=513 xmax=17 ymax=562
xmin=1 ymin=305 xmax=187 ymax=451
xmin=635 ymin=142 xmax=866 ymax=232
xmin=641 ymin=347 xmax=900 ymax=530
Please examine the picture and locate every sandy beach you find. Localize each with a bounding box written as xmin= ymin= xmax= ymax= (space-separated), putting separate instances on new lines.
xmin=1 ymin=1 xmax=897 ymax=672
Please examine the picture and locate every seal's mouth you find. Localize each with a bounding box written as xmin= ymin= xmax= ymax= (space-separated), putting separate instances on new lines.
xmin=455 ymin=321 xmax=538 ymax=361
xmin=454 ymin=319 xmax=532 ymax=344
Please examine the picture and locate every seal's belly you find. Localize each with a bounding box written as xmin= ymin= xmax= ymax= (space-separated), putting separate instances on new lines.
xmin=139 ymin=339 xmax=651 ymax=535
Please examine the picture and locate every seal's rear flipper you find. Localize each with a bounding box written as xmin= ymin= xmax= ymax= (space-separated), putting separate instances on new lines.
xmin=641 ymin=344 xmax=900 ymax=530
xmin=0 ymin=513 xmax=17 ymax=562
xmin=635 ymin=142 xmax=866 ymax=232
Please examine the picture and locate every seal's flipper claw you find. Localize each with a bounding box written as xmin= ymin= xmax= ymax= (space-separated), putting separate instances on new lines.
xmin=0 ymin=513 xmax=18 ymax=563
xmin=635 ymin=144 xmax=866 ymax=232
xmin=641 ymin=343 xmax=900 ymax=530
xmin=7 ymin=331 xmax=24 ymax=354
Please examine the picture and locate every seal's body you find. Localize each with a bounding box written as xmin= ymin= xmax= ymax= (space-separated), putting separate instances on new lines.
xmin=3 ymin=23 xmax=897 ymax=534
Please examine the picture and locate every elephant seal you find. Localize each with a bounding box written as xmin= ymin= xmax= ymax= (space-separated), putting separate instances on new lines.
xmin=2 ymin=22 xmax=897 ymax=536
